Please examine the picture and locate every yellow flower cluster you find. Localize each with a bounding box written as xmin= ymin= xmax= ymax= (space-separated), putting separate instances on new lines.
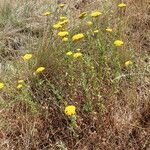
xmin=62 ymin=37 xmax=68 ymax=42
xmin=0 ymin=82 xmax=4 ymax=89
xmin=35 ymin=67 xmax=45 ymax=73
xmin=125 ymin=60 xmax=133 ymax=67
xmin=87 ymin=21 xmax=93 ymax=26
xmin=16 ymin=80 xmax=24 ymax=89
xmin=72 ymin=33 xmax=84 ymax=41
xmin=118 ymin=3 xmax=126 ymax=8
xmin=22 ymin=53 xmax=32 ymax=61
xmin=94 ymin=30 xmax=99 ymax=33
xmin=106 ymin=28 xmax=113 ymax=32
xmin=73 ymin=52 xmax=82 ymax=58
xmin=64 ymin=105 xmax=76 ymax=116
xmin=53 ymin=24 xmax=62 ymax=29
xmin=42 ymin=11 xmax=51 ymax=16
xmin=114 ymin=40 xmax=124 ymax=47
xmin=79 ymin=12 xmax=87 ymax=19
xmin=66 ymin=51 xmax=82 ymax=58
xmin=58 ymin=31 xmax=69 ymax=37
xmin=58 ymin=4 xmax=65 ymax=8
xmin=91 ymin=11 xmax=102 ymax=17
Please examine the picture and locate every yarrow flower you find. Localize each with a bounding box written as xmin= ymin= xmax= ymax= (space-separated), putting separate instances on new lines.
xmin=58 ymin=19 xmax=69 ymax=25
xmin=60 ymin=16 xmax=67 ymax=20
xmin=58 ymin=4 xmax=65 ymax=8
xmin=106 ymin=28 xmax=113 ymax=32
xmin=73 ymin=52 xmax=82 ymax=58
xmin=91 ymin=11 xmax=102 ymax=17
xmin=64 ymin=105 xmax=76 ymax=116
xmin=87 ymin=21 xmax=93 ymax=26
xmin=0 ymin=82 xmax=4 ymax=89
xmin=22 ymin=53 xmax=32 ymax=61
xmin=17 ymin=84 xmax=23 ymax=89
xmin=114 ymin=40 xmax=124 ymax=47
xmin=66 ymin=51 xmax=73 ymax=56
xmin=18 ymin=80 xmax=24 ymax=84
xmin=53 ymin=23 xmax=62 ymax=29
xmin=62 ymin=37 xmax=68 ymax=42
xmin=35 ymin=67 xmax=45 ymax=73
xmin=58 ymin=31 xmax=69 ymax=37
xmin=118 ymin=3 xmax=126 ymax=8
xmin=79 ymin=12 xmax=87 ymax=19
xmin=72 ymin=33 xmax=84 ymax=41
xmin=125 ymin=60 xmax=133 ymax=67
xmin=42 ymin=11 xmax=51 ymax=16
xmin=94 ymin=30 xmax=99 ymax=33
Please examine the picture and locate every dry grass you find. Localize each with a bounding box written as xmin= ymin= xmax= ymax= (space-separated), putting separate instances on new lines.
xmin=0 ymin=0 xmax=150 ymax=150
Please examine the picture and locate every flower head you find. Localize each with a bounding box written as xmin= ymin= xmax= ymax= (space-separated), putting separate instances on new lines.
xmin=58 ymin=19 xmax=69 ymax=25
xmin=62 ymin=37 xmax=68 ymax=42
xmin=64 ymin=105 xmax=76 ymax=116
xmin=60 ymin=16 xmax=67 ymax=20
xmin=53 ymin=23 xmax=62 ymax=29
xmin=114 ymin=40 xmax=124 ymax=47
xmin=58 ymin=31 xmax=69 ymax=37
xmin=22 ymin=53 xmax=32 ymax=61
xmin=118 ymin=3 xmax=126 ymax=8
xmin=87 ymin=21 xmax=93 ymax=26
xmin=94 ymin=30 xmax=99 ymax=33
xmin=79 ymin=12 xmax=87 ymax=19
xmin=73 ymin=52 xmax=82 ymax=58
xmin=91 ymin=11 xmax=102 ymax=17
xmin=17 ymin=84 xmax=23 ymax=89
xmin=35 ymin=67 xmax=45 ymax=73
xmin=66 ymin=51 xmax=73 ymax=56
xmin=18 ymin=80 xmax=24 ymax=84
xmin=59 ymin=4 xmax=65 ymax=8
xmin=0 ymin=82 xmax=4 ymax=89
xmin=42 ymin=11 xmax=51 ymax=16
xmin=106 ymin=28 xmax=113 ymax=32
xmin=125 ymin=60 xmax=133 ymax=67
xmin=72 ymin=33 xmax=84 ymax=41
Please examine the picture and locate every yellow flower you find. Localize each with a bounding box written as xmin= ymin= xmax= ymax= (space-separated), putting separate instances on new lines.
xmin=62 ymin=37 xmax=68 ymax=42
xmin=125 ymin=60 xmax=133 ymax=67
xmin=94 ymin=30 xmax=99 ymax=33
xmin=42 ymin=11 xmax=51 ymax=16
xmin=87 ymin=21 xmax=93 ymax=26
xmin=77 ymin=48 xmax=81 ymax=51
xmin=73 ymin=52 xmax=82 ymax=58
xmin=114 ymin=40 xmax=124 ymax=47
xmin=58 ymin=19 xmax=69 ymax=25
xmin=35 ymin=67 xmax=45 ymax=73
xmin=91 ymin=11 xmax=102 ymax=17
xmin=22 ymin=53 xmax=32 ymax=61
xmin=53 ymin=23 xmax=62 ymax=29
xmin=58 ymin=31 xmax=69 ymax=37
xmin=18 ymin=80 xmax=24 ymax=84
xmin=66 ymin=51 xmax=73 ymax=56
xmin=0 ymin=82 xmax=4 ymax=89
xmin=118 ymin=3 xmax=126 ymax=8
xmin=79 ymin=12 xmax=87 ymax=19
xmin=59 ymin=4 xmax=65 ymax=8
xmin=60 ymin=16 xmax=67 ymax=20
xmin=64 ymin=105 xmax=76 ymax=116
xmin=106 ymin=28 xmax=112 ymax=32
xmin=72 ymin=33 xmax=84 ymax=41
xmin=17 ymin=84 xmax=23 ymax=89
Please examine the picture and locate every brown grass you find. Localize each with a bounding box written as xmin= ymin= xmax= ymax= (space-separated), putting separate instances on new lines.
xmin=0 ymin=0 xmax=150 ymax=150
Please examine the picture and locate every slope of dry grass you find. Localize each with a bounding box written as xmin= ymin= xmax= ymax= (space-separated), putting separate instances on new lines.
xmin=0 ymin=0 xmax=149 ymax=149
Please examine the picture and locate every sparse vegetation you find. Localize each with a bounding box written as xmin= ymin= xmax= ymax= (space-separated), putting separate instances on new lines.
xmin=0 ymin=0 xmax=149 ymax=149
